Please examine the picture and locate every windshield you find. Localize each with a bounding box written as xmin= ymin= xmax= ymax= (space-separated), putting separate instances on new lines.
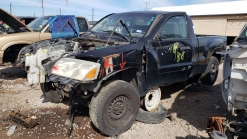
xmin=91 ymin=13 xmax=156 ymax=37
xmin=27 ymin=16 xmax=53 ymax=32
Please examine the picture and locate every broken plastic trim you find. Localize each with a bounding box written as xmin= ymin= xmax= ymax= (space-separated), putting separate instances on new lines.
xmin=49 ymin=74 xmax=93 ymax=84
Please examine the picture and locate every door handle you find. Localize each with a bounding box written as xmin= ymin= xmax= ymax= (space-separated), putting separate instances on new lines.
xmin=179 ymin=46 xmax=191 ymax=51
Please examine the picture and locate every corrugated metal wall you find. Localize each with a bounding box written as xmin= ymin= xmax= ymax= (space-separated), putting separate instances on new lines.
xmin=226 ymin=19 xmax=247 ymax=36
xmin=191 ymin=15 xmax=247 ymax=36
xmin=192 ymin=19 xmax=227 ymax=35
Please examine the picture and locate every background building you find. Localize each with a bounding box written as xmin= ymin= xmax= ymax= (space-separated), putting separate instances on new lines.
xmin=152 ymin=0 xmax=247 ymax=44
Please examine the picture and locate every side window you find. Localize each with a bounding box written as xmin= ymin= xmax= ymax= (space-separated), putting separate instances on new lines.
xmin=159 ymin=16 xmax=187 ymax=39
xmin=76 ymin=18 xmax=88 ymax=32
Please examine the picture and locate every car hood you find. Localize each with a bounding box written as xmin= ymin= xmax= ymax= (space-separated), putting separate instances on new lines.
xmin=0 ymin=8 xmax=32 ymax=32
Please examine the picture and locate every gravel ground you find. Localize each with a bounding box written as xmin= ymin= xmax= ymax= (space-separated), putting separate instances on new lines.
xmin=0 ymin=63 xmax=234 ymax=139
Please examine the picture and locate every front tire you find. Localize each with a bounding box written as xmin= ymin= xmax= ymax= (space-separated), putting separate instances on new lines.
xmin=89 ymin=80 xmax=140 ymax=136
xmin=201 ymin=56 xmax=219 ymax=85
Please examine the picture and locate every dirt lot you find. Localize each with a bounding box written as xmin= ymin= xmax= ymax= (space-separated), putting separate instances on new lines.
xmin=0 ymin=63 xmax=234 ymax=139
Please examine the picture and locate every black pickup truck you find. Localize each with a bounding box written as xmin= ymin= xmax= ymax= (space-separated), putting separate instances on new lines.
xmin=23 ymin=11 xmax=226 ymax=135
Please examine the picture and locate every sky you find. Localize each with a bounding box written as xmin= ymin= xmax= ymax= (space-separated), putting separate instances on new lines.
xmin=0 ymin=0 xmax=241 ymax=21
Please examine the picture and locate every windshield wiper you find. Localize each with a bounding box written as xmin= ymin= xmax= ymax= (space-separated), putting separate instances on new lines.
xmin=90 ymin=30 xmax=99 ymax=38
xmin=105 ymin=20 xmax=132 ymax=45
xmin=119 ymin=20 xmax=132 ymax=38
xmin=103 ymin=30 xmax=129 ymax=42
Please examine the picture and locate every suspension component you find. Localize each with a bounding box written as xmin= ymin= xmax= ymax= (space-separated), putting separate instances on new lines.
xmin=207 ymin=116 xmax=226 ymax=133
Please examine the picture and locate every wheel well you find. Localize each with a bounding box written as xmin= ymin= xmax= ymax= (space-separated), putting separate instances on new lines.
xmin=100 ymin=68 xmax=139 ymax=91
xmin=3 ymin=44 xmax=28 ymax=63
xmin=227 ymin=36 xmax=235 ymax=45
xmin=212 ymin=52 xmax=221 ymax=63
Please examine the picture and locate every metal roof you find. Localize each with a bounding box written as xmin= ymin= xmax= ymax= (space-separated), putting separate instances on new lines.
xmin=151 ymin=0 xmax=247 ymax=16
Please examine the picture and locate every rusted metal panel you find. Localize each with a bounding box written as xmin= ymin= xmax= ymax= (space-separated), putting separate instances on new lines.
xmin=9 ymin=110 xmax=38 ymax=128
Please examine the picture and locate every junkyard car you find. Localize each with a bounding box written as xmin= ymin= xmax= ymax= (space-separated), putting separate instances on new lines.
xmin=22 ymin=11 xmax=227 ymax=135
xmin=0 ymin=8 xmax=89 ymax=64
xmin=205 ymin=25 xmax=247 ymax=139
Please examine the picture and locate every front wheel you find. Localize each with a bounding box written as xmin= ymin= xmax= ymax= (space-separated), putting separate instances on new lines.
xmin=201 ymin=56 xmax=219 ymax=85
xmin=89 ymin=80 xmax=140 ymax=136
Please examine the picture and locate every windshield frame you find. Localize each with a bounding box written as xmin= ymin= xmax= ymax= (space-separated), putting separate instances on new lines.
xmin=90 ymin=12 xmax=157 ymax=38
xmin=27 ymin=16 xmax=53 ymax=32
xmin=235 ymin=24 xmax=247 ymax=43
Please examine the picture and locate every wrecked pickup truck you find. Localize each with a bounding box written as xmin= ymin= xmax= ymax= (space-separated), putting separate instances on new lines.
xmin=21 ymin=11 xmax=226 ymax=135
xmin=0 ymin=7 xmax=89 ymax=64
xmin=207 ymin=24 xmax=247 ymax=139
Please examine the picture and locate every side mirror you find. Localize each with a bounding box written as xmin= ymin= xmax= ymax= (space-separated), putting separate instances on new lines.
xmin=154 ymin=31 xmax=163 ymax=41
xmin=154 ymin=36 xmax=162 ymax=41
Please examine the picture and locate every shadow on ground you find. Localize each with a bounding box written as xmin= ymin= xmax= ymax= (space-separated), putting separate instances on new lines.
xmin=160 ymin=81 xmax=235 ymax=138
xmin=0 ymin=66 xmax=26 ymax=80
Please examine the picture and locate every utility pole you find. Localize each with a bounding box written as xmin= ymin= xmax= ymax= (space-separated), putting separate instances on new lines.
xmin=10 ymin=3 xmax=12 ymax=14
xmin=144 ymin=2 xmax=149 ymax=10
xmin=34 ymin=13 xmax=35 ymax=17
xmin=66 ymin=0 xmax=68 ymax=14
xmin=60 ymin=8 xmax=61 ymax=15
xmin=92 ymin=8 xmax=94 ymax=22
xmin=42 ymin=0 xmax=44 ymax=16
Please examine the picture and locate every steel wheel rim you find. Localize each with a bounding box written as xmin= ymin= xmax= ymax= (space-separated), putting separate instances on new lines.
xmin=145 ymin=88 xmax=161 ymax=112
xmin=108 ymin=95 xmax=132 ymax=124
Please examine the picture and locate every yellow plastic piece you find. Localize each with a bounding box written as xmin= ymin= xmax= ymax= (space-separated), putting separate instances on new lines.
xmin=42 ymin=49 xmax=47 ymax=53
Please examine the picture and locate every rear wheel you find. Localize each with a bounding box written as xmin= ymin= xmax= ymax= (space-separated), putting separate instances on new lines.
xmin=89 ymin=80 xmax=140 ymax=136
xmin=143 ymin=88 xmax=161 ymax=112
xmin=201 ymin=56 xmax=219 ymax=85
xmin=40 ymin=82 xmax=64 ymax=103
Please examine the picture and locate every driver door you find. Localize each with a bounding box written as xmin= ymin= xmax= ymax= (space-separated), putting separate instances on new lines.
xmin=146 ymin=15 xmax=193 ymax=87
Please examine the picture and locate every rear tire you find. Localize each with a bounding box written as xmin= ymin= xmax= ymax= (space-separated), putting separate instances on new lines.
xmin=40 ymin=82 xmax=63 ymax=103
xmin=89 ymin=80 xmax=140 ymax=136
xmin=201 ymin=56 xmax=219 ymax=85
xmin=136 ymin=104 xmax=167 ymax=124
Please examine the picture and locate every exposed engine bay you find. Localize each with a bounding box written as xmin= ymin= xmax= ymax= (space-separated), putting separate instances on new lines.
xmin=16 ymin=36 xmax=129 ymax=84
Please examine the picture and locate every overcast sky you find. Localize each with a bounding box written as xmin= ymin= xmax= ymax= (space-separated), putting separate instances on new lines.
xmin=0 ymin=0 xmax=240 ymax=21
